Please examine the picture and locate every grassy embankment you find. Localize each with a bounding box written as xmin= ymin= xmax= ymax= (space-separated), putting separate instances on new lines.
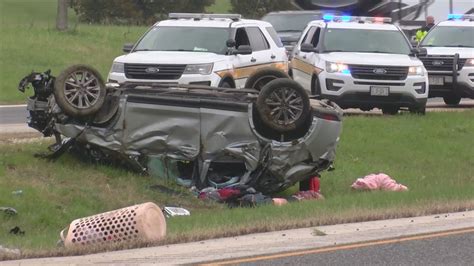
xmin=0 ymin=0 xmax=231 ymax=104
xmin=1 ymin=111 xmax=473 ymax=259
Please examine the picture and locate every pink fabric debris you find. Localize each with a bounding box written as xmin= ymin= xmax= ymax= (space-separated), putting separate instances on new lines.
xmin=351 ymin=173 xmax=408 ymax=191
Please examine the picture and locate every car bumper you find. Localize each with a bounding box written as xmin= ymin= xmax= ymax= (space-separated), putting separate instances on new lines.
xmin=107 ymin=72 xmax=222 ymax=87
xmin=427 ymin=67 xmax=474 ymax=98
xmin=319 ymin=72 xmax=428 ymax=108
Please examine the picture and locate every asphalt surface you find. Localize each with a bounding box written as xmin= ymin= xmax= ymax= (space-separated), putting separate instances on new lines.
xmin=0 ymin=98 xmax=473 ymax=126
xmin=242 ymin=231 xmax=474 ymax=266
xmin=0 ymin=105 xmax=28 ymax=124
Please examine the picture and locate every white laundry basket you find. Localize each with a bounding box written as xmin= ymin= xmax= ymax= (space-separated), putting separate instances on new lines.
xmin=61 ymin=202 xmax=166 ymax=248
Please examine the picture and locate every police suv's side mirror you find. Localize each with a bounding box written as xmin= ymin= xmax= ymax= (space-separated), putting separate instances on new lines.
xmin=417 ymin=48 xmax=428 ymax=57
xmin=233 ymin=45 xmax=252 ymax=55
xmin=226 ymin=39 xmax=236 ymax=48
xmin=411 ymin=47 xmax=427 ymax=57
xmin=301 ymin=43 xmax=316 ymax=53
xmin=123 ymin=43 xmax=134 ymax=53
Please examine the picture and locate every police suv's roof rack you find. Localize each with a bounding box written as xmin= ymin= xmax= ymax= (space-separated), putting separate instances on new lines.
xmin=447 ymin=14 xmax=474 ymax=21
xmin=169 ymin=13 xmax=241 ymax=21
xmin=323 ymin=15 xmax=392 ymax=24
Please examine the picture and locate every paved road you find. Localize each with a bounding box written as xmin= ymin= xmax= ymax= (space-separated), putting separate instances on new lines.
xmin=1 ymin=98 xmax=473 ymax=126
xmin=0 ymin=105 xmax=28 ymax=124
xmin=241 ymin=231 xmax=474 ymax=266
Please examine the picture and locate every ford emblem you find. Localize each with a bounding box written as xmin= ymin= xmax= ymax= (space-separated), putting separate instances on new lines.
xmin=145 ymin=67 xmax=160 ymax=73
xmin=373 ymin=68 xmax=387 ymax=75
xmin=432 ymin=60 xmax=444 ymax=66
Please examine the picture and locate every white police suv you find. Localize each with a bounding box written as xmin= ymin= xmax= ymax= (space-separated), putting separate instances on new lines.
xmin=418 ymin=14 xmax=474 ymax=105
xmin=107 ymin=13 xmax=288 ymax=90
xmin=292 ymin=15 xmax=429 ymax=114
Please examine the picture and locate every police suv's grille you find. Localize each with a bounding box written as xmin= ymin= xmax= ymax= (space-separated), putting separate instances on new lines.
xmin=125 ymin=64 xmax=187 ymax=80
xmin=349 ymin=65 xmax=409 ymax=80
xmin=419 ymin=56 xmax=467 ymax=72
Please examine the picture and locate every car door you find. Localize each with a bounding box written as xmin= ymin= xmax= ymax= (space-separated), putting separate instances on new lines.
xmin=231 ymin=27 xmax=256 ymax=88
xmin=292 ymin=26 xmax=323 ymax=92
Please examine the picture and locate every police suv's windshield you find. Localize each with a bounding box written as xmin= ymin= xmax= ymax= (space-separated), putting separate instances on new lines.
xmin=420 ymin=26 xmax=474 ymax=48
xmin=134 ymin=26 xmax=229 ymax=54
xmin=323 ymin=28 xmax=411 ymax=54
xmin=262 ymin=13 xmax=322 ymax=32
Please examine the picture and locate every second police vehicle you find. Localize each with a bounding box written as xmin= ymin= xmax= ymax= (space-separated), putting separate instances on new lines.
xmin=292 ymin=15 xmax=429 ymax=114
xmin=418 ymin=14 xmax=474 ymax=105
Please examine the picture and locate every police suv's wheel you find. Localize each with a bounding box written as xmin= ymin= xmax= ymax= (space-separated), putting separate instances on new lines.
xmin=311 ymin=75 xmax=321 ymax=97
xmin=409 ymin=104 xmax=426 ymax=115
xmin=443 ymin=95 xmax=461 ymax=105
xmin=54 ymin=65 xmax=106 ymax=118
xmin=245 ymin=68 xmax=290 ymax=91
xmin=256 ymin=78 xmax=310 ymax=133
xmin=382 ymin=107 xmax=399 ymax=115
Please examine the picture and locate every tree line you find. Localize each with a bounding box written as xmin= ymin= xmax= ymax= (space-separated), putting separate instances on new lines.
xmin=67 ymin=0 xmax=296 ymax=25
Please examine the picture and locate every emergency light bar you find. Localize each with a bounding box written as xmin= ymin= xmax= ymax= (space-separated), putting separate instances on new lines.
xmin=447 ymin=14 xmax=474 ymax=21
xmin=169 ymin=13 xmax=241 ymax=21
xmin=323 ymin=15 xmax=392 ymax=24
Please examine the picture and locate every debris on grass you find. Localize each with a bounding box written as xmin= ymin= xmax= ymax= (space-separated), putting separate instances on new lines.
xmin=9 ymin=226 xmax=25 ymax=236
xmin=351 ymin=173 xmax=408 ymax=191
xmin=312 ymin=229 xmax=327 ymax=236
xmin=0 ymin=245 xmax=21 ymax=256
xmin=61 ymin=202 xmax=166 ymax=249
xmin=1 ymin=207 xmax=18 ymax=216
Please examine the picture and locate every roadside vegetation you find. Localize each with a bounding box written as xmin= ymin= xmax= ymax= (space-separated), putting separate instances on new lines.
xmin=0 ymin=0 xmax=232 ymax=104
xmin=1 ymin=111 xmax=473 ymax=259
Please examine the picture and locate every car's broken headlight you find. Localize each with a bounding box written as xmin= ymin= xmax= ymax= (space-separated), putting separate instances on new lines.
xmin=184 ymin=63 xmax=213 ymax=75
xmin=111 ymin=62 xmax=125 ymax=73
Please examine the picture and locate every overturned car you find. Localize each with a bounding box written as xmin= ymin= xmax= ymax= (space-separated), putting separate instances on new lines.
xmin=19 ymin=65 xmax=343 ymax=194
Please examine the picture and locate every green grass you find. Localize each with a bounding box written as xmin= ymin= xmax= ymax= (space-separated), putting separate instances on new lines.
xmin=1 ymin=112 xmax=473 ymax=257
xmin=0 ymin=0 xmax=236 ymax=104
xmin=0 ymin=0 xmax=147 ymax=104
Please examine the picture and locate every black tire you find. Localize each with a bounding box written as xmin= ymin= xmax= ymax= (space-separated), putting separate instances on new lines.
xmin=245 ymin=68 xmax=290 ymax=91
xmin=382 ymin=106 xmax=399 ymax=115
xmin=54 ymin=64 xmax=106 ymax=118
xmin=219 ymin=80 xmax=233 ymax=88
xmin=443 ymin=94 xmax=461 ymax=105
xmin=311 ymin=75 xmax=321 ymax=97
xmin=256 ymin=78 xmax=310 ymax=133
xmin=409 ymin=104 xmax=426 ymax=115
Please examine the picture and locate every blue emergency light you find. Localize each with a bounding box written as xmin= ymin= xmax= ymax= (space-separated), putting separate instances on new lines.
xmin=341 ymin=15 xmax=352 ymax=22
xmin=447 ymin=14 xmax=474 ymax=21
xmin=322 ymin=14 xmax=392 ymax=23
xmin=448 ymin=14 xmax=463 ymax=20
xmin=323 ymin=14 xmax=334 ymax=21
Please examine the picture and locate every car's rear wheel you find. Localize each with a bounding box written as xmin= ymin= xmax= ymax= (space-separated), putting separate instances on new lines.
xmin=54 ymin=65 xmax=106 ymax=118
xmin=443 ymin=94 xmax=461 ymax=105
xmin=245 ymin=68 xmax=290 ymax=91
xmin=256 ymin=78 xmax=310 ymax=133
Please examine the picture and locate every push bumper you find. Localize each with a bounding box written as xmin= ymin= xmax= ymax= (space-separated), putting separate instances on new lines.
xmin=427 ymin=67 xmax=474 ymax=98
